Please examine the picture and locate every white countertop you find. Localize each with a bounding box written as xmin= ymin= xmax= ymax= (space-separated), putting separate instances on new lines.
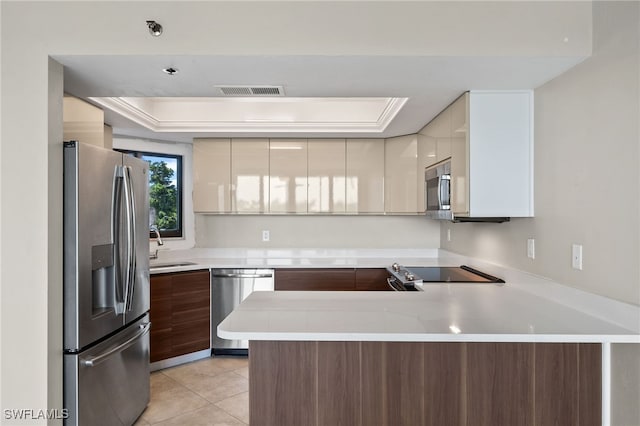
xmin=150 ymin=247 xmax=640 ymax=343
xmin=218 ymin=288 xmax=639 ymax=344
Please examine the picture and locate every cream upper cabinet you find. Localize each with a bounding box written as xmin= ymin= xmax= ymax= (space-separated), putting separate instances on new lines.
xmin=416 ymin=133 xmax=434 ymax=213
xmin=449 ymin=94 xmax=470 ymax=215
xmin=384 ymin=134 xmax=418 ymax=213
xmin=269 ymin=139 xmax=308 ymax=213
xmin=345 ymin=139 xmax=385 ymax=213
xmin=307 ymin=139 xmax=346 ymax=213
xmin=192 ymin=138 xmax=231 ymax=213
xmin=231 ymin=138 xmax=269 ymax=213
xmin=418 ymin=108 xmax=451 ymax=166
xmin=418 ymin=108 xmax=450 ymax=212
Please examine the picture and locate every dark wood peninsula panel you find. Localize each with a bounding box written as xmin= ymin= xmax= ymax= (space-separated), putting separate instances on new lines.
xmin=249 ymin=341 xmax=601 ymax=426
xmin=150 ymin=270 xmax=210 ymax=362
xmin=274 ymin=268 xmax=390 ymax=291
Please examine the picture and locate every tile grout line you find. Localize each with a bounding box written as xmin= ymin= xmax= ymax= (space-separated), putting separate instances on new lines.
xmin=145 ymin=358 xmax=250 ymax=425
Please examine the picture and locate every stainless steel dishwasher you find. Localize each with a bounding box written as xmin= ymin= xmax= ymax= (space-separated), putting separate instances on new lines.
xmin=211 ymin=269 xmax=274 ymax=355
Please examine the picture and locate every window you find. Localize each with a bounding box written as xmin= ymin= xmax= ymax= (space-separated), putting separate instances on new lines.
xmin=119 ymin=150 xmax=183 ymax=238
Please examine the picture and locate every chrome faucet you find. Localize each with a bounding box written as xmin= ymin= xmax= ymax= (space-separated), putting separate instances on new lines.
xmin=150 ymin=225 xmax=164 ymax=259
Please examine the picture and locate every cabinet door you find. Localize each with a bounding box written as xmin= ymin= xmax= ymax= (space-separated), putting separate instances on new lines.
xmin=269 ymin=139 xmax=308 ymax=213
xmin=384 ymin=134 xmax=418 ymax=213
xmin=150 ymin=271 xmax=211 ymax=363
xmin=171 ymin=271 xmax=210 ymax=357
xmin=231 ymin=138 xmax=269 ymax=213
xmin=417 ymin=131 xmax=437 ymax=213
xmin=275 ymin=269 xmax=355 ymax=291
xmin=466 ymin=343 xmax=534 ymax=426
xmin=418 ymin=127 xmax=437 ymax=168
xmin=450 ymin=94 xmax=470 ymax=215
xmin=193 ymin=139 xmax=231 ymax=213
xmin=308 ymin=139 xmax=346 ymax=213
xmin=431 ymin=108 xmax=452 ymax=163
xmin=149 ymin=275 xmax=173 ymax=363
xmin=355 ymin=268 xmax=390 ymax=291
xmin=345 ymin=139 xmax=385 ymax=213
xmin=450 ymin=92 xmax=468 ymax=135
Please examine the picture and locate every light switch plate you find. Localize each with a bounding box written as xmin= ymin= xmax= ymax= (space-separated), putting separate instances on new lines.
xmin=262 ymin=230 xmax=270 ymax=242
xmin=572 ymin=244 xmax=583 ymax=270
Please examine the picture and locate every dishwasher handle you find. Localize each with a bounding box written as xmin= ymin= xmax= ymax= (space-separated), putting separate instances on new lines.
xmin=212 ymin=273 xmax=273 ymax=279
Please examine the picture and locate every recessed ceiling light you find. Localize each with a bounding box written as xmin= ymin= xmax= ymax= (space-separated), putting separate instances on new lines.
xmin=162 ymin=67 xmax=178 ymax=76
xmin=146 ymin=20 xmax=163 ymax=37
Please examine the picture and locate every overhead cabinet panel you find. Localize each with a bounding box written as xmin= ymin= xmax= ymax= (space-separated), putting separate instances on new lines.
xmin=345 ymin=139 xmax=385 ymax=214
xmin=385 ymin=134 xmax=418 ymax=213
xmin=450 ymin=94 xmax=470 ymax=215
xmin=269 ymin=139 xmax=308 ymax=213
xmin=231 ymin=139 xmax=269 ymax=213
xmin=193 ymin=139 xmax=231 ymax=213
xmin=308 ymin=139 xmax=346 ymax=213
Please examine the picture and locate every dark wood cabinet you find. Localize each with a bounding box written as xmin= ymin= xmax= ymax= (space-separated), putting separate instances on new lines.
xmin=149 ymin=275 xmax=173 ymax=363
xmin=466 ymin=343 xmax=534 ymax=426
xmin=275 ymin=267 xmax=390 ymax=291
xmin=249 ymin=341 xmax=601 ymax=426
xmin=355 ymin=268 xmax=391 ymax=291
xmin=150 ymin=270 xmax=210 ymax=363
xmin=275 ymin=268 xmax=355 ymax=290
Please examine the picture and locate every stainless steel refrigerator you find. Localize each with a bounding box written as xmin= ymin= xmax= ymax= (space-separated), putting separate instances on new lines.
xmin=63 ymin=141 xmax=150 ymax=426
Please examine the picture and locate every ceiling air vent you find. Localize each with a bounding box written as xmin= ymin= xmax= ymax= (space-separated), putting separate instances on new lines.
xmin=215 ymin=85 xmax=285 ymax=96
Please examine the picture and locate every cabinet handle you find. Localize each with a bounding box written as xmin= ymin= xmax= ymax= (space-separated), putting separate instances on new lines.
xmin=212 ymin=273 xmax=273 ymax=279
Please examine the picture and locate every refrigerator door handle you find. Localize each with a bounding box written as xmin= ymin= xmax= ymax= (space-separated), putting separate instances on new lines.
xmin=80 ymin=322 xmax=151 ymax=368
xmin=121 ymin=166 xmax=134 ymax=312
xmin=123 ymin=166 xmax=137 ymax=312
xmin=113 ymin=166 xmax=126 ymax=314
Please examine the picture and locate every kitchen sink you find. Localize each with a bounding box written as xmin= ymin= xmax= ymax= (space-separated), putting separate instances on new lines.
xmin=149 ymin=261 xmax=197 ymax=270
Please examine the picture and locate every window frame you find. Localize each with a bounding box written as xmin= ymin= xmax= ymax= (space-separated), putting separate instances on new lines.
xmin=117 ymin=149 xmax=184 ymax=239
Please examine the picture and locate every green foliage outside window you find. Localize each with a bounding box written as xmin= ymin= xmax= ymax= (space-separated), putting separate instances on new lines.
xmin=149 ymin=160 xmax=178 ymax=231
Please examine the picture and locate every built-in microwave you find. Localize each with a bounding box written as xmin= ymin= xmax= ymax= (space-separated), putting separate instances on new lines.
xmin=425 ymin=160 xmax=453 ymax=220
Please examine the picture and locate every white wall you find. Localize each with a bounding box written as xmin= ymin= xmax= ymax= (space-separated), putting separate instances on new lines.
xmin=439 ymin=5 xmax=639 ymax=423
xmin=196 ymin=215 xmax=440 ymax=249
xmin=442 ymin=2 xmax=640 ymax=307
xmin=47 ymin=59 xmax=64 ymax=425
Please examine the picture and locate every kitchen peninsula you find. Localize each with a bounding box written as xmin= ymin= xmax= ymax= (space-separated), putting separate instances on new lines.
xmin=218 ymin=264 xmax=639 ymax=426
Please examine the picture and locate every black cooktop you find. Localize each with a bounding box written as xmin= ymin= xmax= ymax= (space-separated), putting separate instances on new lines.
xmin=386 ymin=264 xmax=504 ymax=288
xmin=408 ymin=266 xmax=503 ymax=283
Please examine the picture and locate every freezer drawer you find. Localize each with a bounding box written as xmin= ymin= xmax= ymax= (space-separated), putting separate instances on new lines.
xmin=211 ymin=269 xmax=273 ymax=351
xmin=64 ymin=314 xmax=150 ymax=426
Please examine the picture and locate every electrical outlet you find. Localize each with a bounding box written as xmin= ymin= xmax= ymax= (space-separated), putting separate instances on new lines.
xmin=527 ymin=239 xmax=535 ymax=259
xmin=572 ymin=244 xmax=583 ymax=270
xmin=447 ymin=228 xmax=451 ymax=242
xmin=262 ymin=230 xmax=270 ymax=242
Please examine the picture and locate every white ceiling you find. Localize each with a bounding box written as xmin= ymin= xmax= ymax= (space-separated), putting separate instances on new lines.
xmin=58 ymin=54 xmax=586 ymax=142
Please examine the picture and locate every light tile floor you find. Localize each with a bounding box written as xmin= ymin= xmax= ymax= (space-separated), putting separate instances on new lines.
xmin=134 ymin=356 xmax=250 ymax=426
